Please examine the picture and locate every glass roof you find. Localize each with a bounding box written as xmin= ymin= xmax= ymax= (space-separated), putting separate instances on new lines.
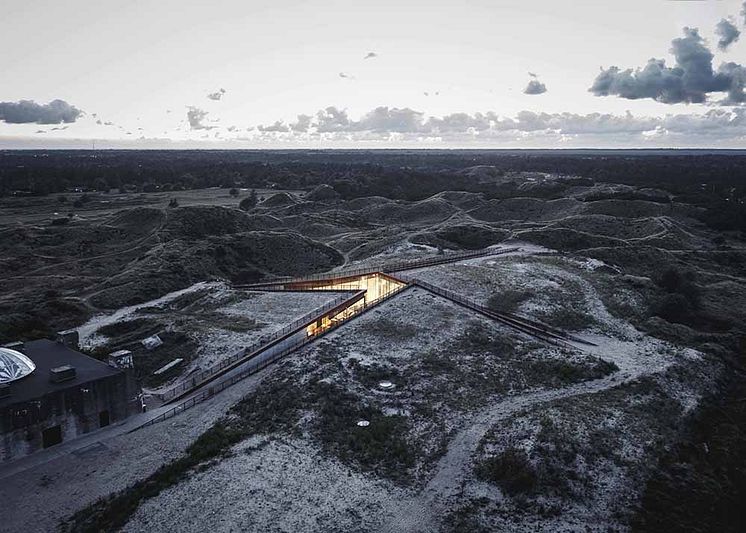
xmin=0 ymin=347 xmax=36 ymax=384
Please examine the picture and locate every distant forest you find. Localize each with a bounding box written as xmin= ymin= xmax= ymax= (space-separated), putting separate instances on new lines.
xmin=1 ymin=149 xmax=745 ymax=232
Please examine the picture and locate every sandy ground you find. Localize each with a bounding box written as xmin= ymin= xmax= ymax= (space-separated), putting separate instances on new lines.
xmin=78 ymin=280 xmax=346 ymax=393
xmin=125 ymin=437 xmax=410 ymax=533
xmin=0 ymin=245 xmax=711 ymax=533
xmin=0 ymin=283 xmax=343 ymax=533
xmin=123 ymin=246 xmax=705 ymax=533
xmin=0 ymin=367 xmax=272 ymax=533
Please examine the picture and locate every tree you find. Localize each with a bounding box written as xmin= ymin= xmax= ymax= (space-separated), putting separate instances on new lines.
xmin=93 ymin=177 xmax=109 ymax=192
xmin=239 ymin=189 xmax=259 ymax=211
xmin=229 ymin=187 xmax=240 ymax=198
xmin=168 ymin=198 xmax=179 ymax=208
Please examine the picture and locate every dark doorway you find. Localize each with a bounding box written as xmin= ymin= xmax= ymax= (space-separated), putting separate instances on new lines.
xmin=99 ymin=410 xmax=110 ymax=428
xmin=42 ymin=425 xmax=62 ymax=448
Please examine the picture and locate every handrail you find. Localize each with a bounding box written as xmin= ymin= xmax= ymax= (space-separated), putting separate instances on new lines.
xmin=235 ymin=247 xmax=519 ymax=289
xmin=407 ymin=278 xmax=594 ymax=347
xmin=133 ymin=282 xmax=412 ymax=431
xmin=157 ymin=291 xmax=362 ymax=401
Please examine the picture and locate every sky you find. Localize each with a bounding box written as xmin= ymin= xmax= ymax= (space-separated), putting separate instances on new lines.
xmin=1 ymin=0 xmax=745 ymax=148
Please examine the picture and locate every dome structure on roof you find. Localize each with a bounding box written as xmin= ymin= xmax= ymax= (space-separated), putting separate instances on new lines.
xmin=0 ymin=347 xmax=36 ymax=384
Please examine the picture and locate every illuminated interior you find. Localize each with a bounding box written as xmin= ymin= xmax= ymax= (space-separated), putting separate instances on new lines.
xmin=303 ymin=273 xmax=406 ymax=337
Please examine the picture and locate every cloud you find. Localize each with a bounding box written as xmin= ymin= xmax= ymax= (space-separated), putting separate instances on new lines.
xmin=716 ymin=18 xmax=740 ymax=51
xmin=339 ymin=72 xmax=355 ymax=80
xmin=590 ymin=27 xmax=745 ymax=105
xmin=315 ymin=106 xmax=353 ymax=132
xmin=244 ymin=105 xmax=746 ymax=146
xmin=257 ymin=120 xmax=290 ymax=133
xmin=524 ymin=79 xmax=547 ymax=95
xmin=290 ymin=114 xmax=312 ymax=132
xmin=364 ymin=52 xmax=378 ymax=59
xmin=207 ymin=88 xmax=227 ymax=101
xmin=357 ymin=107 xmax=425 ymax=132
xmin=0 ymin=99 xmax=82 ymax=124
xmin=186 ymin=106 xmax=215 ymax=130
xmin=743 ymin=1 xmax=746 ymax=25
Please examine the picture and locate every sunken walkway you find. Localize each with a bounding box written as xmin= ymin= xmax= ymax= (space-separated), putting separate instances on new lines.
xmin=135 ymin=246 xmax=587 ymax=431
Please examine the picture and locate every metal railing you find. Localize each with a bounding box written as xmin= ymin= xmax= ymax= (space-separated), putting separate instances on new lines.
xmin=235 ymin=247 xmax=519 ymax=289
xmin=157 ymin=291 xmax=364 ymax=402
xmin=406 ymin=278 xmax=594 ymax=347
xmin=135 ymin=281 xmax=412 ymax=431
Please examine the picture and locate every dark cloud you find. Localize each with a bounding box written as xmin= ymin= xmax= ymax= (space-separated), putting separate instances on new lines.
xmin=0 ymin=99 xmax=82 ymax=124
xmin=524 ymin=79 xmax=547 ymax=95
xmin=427 ymin=112 xmax=495 ymax=133
xmin=207 ymin=88 xmax=227 ymax=101
xmin=716 ymin=18 xmax=740 ymax=51
xmin=257 ymin=120 xmax=290 ymax=133
xmin=364 ymin=52 xmax=378 ymax=59
xmin=590 ymin=27 xmax=745 ymax=105
xmin=356 ymin=107 xmax=424 ymax=133
xmin=249 ymin=105 xmax=746 ymax=145
xmin=315 ymin=107 xmax=353 ymax=132
xmin=290 ymin=114 xmax=312 ymax=132
xmin=186 ymin=106 xmax=215 ymax=130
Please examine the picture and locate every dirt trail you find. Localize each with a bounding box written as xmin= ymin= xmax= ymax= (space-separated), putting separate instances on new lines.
xmin=381 ymin=361 xmax=660 ymax=533
xmin=381 ymin=274 xmax=684 ymax=533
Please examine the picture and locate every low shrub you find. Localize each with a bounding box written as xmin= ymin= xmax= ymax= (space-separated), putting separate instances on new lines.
xmin=487 ymin=289 xmax=533 ymax=314
xmin=475 ymin=447 xmax=538 ymax=495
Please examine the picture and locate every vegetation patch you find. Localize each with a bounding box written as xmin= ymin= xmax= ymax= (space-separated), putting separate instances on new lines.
xmin=455 ymin=321 xmax=514 ymax=354
xmin=475 ymin=447 xmax=538 ymax=495
xmin=633 ymin=363 xmax=746 ymax=533
xmin=310 ymin=381 xmax=415 ymax=482
xmin=348 ymin=359 xmax=403 ymax=389
xmin=228 ymin=376 xmax=417 ymax=482
xmin=536 ymin=307 xmax=595 ymax=331
xmin=487 ymin=289 xmax=534 ymax=314
xmin=359 ymin=316 xmax=419 ymax=340
xmin=526 ymin=357 xmax=618 ymax=387
xmin=60 ymin=422 xmax=246 ymax=533
xmin=97 ymin=318 xmax=158 ymax=338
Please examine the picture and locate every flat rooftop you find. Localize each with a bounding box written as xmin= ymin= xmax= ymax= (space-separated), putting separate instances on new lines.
xmin=0 ymin=339 xmax=122 ymax=408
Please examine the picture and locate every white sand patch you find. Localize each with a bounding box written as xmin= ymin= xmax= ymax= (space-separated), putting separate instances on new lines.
xmin=78 ymin=281 xmax=223 ymax=349
xmin=124 ymin=438 xmax=411 ymax=533
xmin=187 ymin=291 xmax=347 ymax=369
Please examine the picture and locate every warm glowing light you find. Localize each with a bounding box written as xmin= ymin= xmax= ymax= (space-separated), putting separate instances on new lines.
xmin=302 ymin=274 xmax=406 ymax=337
